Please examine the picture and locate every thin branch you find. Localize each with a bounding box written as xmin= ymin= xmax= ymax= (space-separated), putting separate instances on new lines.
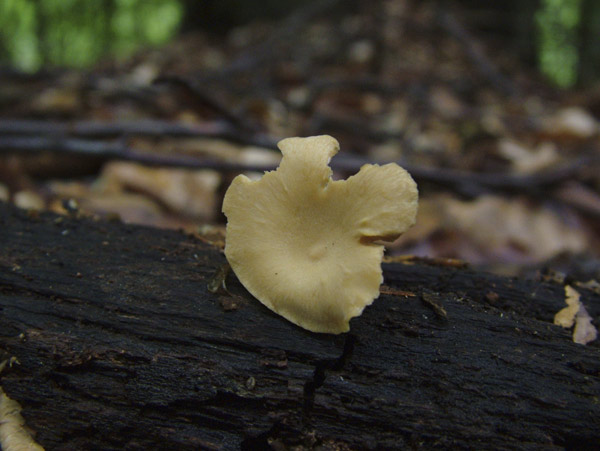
xmin=0 ymin=119 xmax=230 ymax=137
xmin=401 ymin=157 xmax=598 ymax=193
xmin=0 ymin=119 xmax=279 ymax=149
xmin=1 ymin=136 xmax=597 ymax=196
xmin=152 ymin=76 xmax=256 ymax=132
xmin=0 ymin=65 xmax=64 ymax=81
xmin=553 ymin=182 xmax=600 ymax=219
xmin=0 ymin=136 xmax=272 ymax=172
xmin=307 ymin=113 xmax=407 ymax=142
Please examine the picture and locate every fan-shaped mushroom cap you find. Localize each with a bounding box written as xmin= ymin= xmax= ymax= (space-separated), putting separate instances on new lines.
xmin=222 ymin=135 xmax=418 ymax=334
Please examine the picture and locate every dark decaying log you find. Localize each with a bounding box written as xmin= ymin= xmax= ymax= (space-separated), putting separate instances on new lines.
xmin=0 ymin=202 xmax=598 ymax=450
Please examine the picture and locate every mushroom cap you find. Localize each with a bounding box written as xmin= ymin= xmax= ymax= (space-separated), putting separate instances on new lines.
xmin=222 ymin=135 xmax=418 ymax=334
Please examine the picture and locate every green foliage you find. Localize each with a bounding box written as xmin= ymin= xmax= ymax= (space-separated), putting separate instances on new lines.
xmin=536 ymin=0 xmax=582 ymax=88
xmin=112 ymin=0 xmax=183 ymax=57
xmin=0 ymin=0 xmax=41 ymax=69
xmin=0 ymin=0 xmax=598 ymax=88
xmin=0 ymin=0 xmax=183 ymax=71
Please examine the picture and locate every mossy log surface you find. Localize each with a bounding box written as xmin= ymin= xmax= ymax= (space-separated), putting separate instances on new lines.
xmin=0 ymin=202 xmax=598 ymax=450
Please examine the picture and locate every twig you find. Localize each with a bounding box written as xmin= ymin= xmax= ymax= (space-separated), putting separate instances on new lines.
xmin=307 ymin=113 xmax=407 ymax=142
xmin=0 ymin=119 xmax=231 ymax=138
xmin=0 ymin=119 xmax=279 ymax=149
xmin=553 ymin=182 xmax=600 ymax=219
xmin=153 ymin=76 xmax=255 ymax=132
xmin=0 ymin=136 xmax=273 ymax=172
xmin=0 ymin=136 xmax=597 ymax=196
xmin=400 ymin=158 xmax=599 ymax=193
xmin=0 ymin=65 xmax=63 ymax=82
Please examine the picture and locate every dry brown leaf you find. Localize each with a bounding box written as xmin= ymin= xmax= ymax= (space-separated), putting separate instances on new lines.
xmin=371 ymin=142 xmax=404 ymax=162
xmin=445 ymin=195 xmax=587 ymax=262
xmin=390 ymin=194 xmax=591 ymax=266
xmin=393 ymin=195 xmax=444 ymax=245
xmin=48 ymin=180 xmax=167 ymax=225
xmin=348 ymin=40 xmax=375 ymax=64
xmin=13 ymin=191 xmax=44 ymax=211
xmin=497 ymin=139 xmax=559 ymax=174
xmin=573 ymin=305 xmax=598 ymax=345
xmin=46 ymin=181 xmax=90 ymax=201
xmin=554 ymin=285 xmax=581 ymax=328
xmin=554 ymin=182 xmax=600 ymax=217
xmin=30 ymin=87 xmax=81 ymax=115
xmin=238 ymin=147 xmax=281 ymax=166
xmin=554 ymin=285 xmax=598 ymax=345
xmin=429 ymin=86 xmax=465 ymax=119
xmin=78 ymin=194 xmax=164 ymax=224
xmin=541 ymin=107 xmax=598 ymax=139
xmin=100 ymin=162 xmax=220 ymax=220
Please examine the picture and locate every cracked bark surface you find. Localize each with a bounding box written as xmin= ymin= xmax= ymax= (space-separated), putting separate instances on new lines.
xmin=0 ymin=202 xmax=598 ymax=450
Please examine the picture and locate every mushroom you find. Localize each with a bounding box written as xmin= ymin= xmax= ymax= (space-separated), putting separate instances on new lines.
xmin=222 ymin=135 xmax=418 ymax=334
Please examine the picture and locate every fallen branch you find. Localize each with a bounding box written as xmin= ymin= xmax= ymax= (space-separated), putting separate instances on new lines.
xmin=0 ymin=118 xmax=231 ymax=138
xmin=0 ymin=135 xmax=597 ymax=197
xmin=307 ymin=112 xmax=407 ymax=142
xmin=0 ymin=136 xmax=273 ymax=173
xmin=0 ymin=119 xmax=278 ymax=149
xmin=153 ymin=76 xmax=258 ymax=133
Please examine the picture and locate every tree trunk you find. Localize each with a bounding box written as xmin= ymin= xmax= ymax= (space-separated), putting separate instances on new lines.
xmin=0 ymin=202 xmax=598 ymax=450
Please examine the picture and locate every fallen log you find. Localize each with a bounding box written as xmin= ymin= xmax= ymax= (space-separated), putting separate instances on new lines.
xmin=0 ymin=202 xmax=598 ymax=450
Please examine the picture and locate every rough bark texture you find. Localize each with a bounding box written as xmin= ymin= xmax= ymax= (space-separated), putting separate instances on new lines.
xmin=0 ymin=202 xmax=598 ymax=450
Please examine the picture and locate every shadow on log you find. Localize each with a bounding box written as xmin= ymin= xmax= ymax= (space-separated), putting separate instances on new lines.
xmin=0 ymin=202 xmax=598 ymax=450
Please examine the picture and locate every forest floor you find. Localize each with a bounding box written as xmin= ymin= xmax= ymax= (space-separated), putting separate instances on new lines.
xmin=1 ymin=0 xmax=599 ymax=279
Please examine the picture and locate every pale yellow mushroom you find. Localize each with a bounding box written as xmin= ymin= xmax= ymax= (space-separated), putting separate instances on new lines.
xmin=222 ymin=135 xmax=418 ymax=334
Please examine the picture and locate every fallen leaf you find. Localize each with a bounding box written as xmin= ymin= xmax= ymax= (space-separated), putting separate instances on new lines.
xmin=13 ymin=190 xmax=44 ymax=211
xmin=445 ymin=195 xmax=587 ymax=262
xmin=553 ymin=182 xmax=600 ymax=218
xmin=554 ymin=285 xmax=598 ymax=345
xmin=573 ymin=305 xmax=598 ymax=345
xmin=100 ymin=162 xmax=220 ymax=221
xmin=30 ymin=86 xmax=81 ymax=115
xmin=554 ymin=285 xmax=581 ymax=328
xmin=430 ymin=86 xmax=465 ymax=119
xmin=541 ymin=107 xmax=598 ymax=139
xmin=497 ymin=139 xmax=559 ymax=174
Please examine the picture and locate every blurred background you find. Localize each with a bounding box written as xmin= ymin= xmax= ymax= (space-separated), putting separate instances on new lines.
xmin=0 ymin=0 xmax=599 ymax=279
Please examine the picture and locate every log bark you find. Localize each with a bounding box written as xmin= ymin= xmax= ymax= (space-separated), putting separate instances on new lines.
xmin=0 ymin=202 xmax=598 ymax=450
